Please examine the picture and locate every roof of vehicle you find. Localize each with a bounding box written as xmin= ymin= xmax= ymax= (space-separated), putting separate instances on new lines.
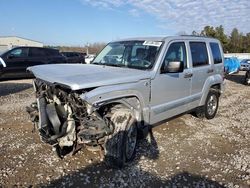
xmin=62 ymin=52 xmax=83 ymax=54
xmin=241 ymin=59 xmax=250 ymax=62
xmin=10 ymin=46 xmax=59 ymax=51
xmin=112 ymin=35 xmax=219 ymax=43
xmin=0 ymin=46 xmax=59 ymax=57
xmin=62 ymin=51 xmax=75 ymax=53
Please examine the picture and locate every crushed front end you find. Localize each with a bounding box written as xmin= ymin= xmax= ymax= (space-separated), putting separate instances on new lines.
xmin=27 ymin=79 xmax=113 ymax=158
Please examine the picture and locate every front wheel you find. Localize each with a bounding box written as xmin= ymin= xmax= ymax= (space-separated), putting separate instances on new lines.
xmin=245 ymin=71 xmax=250 ymax=85
xmin=104 ymin=108 xmax=137 ymax=168
xmin=195 ymin=90 xmax=219 ymax=119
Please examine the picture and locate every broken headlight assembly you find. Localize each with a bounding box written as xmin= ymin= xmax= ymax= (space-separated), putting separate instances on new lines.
xmin=26 ymin=79 xmax=114 ymax=158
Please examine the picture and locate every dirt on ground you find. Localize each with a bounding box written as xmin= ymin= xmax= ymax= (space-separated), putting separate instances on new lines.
xmin=0 ymin=72 xmax=249 ymax=188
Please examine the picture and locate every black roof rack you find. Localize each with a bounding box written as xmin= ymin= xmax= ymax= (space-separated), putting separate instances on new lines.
xmin=179 ymin=35 xmax=214 ymax=39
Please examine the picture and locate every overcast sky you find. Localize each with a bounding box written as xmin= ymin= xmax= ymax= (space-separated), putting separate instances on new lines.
xmin=0 ymin=0 xmax=249 ymax=45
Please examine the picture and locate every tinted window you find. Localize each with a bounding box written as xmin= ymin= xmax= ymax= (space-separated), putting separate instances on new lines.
xmin=30 ymin=48 xmax=46 ymax=57
xmin=46 ymin=49 xmax=59 ymax=56
xmin=45 ymin=49 xmax=59 ymax=56
xmin=210 ymin=43 xmax=222 ymax=64
xmin=161 ymin=42 xmax=187 ymax=70
xmin=9 ymin=48 xmax=29 ymax=58
xmin=190 ymin=42 xmax=209 ymax=67
xmin=62 ymin=52 xmax=69 ymax=57
xmin=241 ymin=59 xmax=250 ymax=64
xmin=62 ymin=52 xmax=74 ymax=57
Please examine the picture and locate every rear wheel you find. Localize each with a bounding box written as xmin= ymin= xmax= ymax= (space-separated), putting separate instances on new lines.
xmin=195 ymin=90 xmax=219 ymax=119
xmin=104 ymin=107 xmax=137 ymax=168
xmin=245 ymin=71 xmax=250 ymax=85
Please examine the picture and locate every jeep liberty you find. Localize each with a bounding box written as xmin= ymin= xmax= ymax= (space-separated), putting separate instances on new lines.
xmin=27 ymin=36 xmax=225 ymax=168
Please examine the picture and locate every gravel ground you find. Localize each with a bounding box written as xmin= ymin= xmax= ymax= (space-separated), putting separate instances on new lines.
xmin=0 ymin=73 xmax=249 ymax=188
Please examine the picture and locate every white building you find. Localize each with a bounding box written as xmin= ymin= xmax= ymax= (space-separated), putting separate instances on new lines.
xmin=224 ymin=53 xmax=250 ymax=60
xmin=0 ymin=36 xmax=43 ymax=53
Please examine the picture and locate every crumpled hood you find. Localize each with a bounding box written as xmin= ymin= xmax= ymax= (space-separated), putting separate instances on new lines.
xmin=28 ymin=64 xmax=151 ymax=90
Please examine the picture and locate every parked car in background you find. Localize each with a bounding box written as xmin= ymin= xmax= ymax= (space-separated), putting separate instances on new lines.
xmin=245 ymin=70 xmax=250 ymax=85
xmin=85 ymin=54 xmax=96 ymax=64
xmin=0 ymin=47 xmax=66 ymax=80
xmin=240 ymin=59 xmax=250 ymax=71
xmin=61 ymin=52 xmax=86 ymax=64
xmin=27 ymin=36 xmax=225 ymax=168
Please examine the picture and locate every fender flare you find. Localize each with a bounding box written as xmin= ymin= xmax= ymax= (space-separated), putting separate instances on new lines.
xmin=199 ymin=75 xmax=223 ymax=106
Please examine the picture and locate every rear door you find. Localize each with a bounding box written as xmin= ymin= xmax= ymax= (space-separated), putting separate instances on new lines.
xmin=28 ymin=48 xmax=47 ymax=66
xmin=188 ymin=41 xmax=212 ymax=109
xmin=46 ymin=49 xmax=65 ymax=64
xmin=209 ymin=42 xmax=223 ymax=75
xmin=1 ymin=47 xmax=29 ymax=78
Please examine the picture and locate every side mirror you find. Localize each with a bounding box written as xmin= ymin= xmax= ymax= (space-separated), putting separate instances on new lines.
xmin=7 ymin=54 xmax=15 ymax=59
xmin=161 ymin=61 xmax=184 ymax=73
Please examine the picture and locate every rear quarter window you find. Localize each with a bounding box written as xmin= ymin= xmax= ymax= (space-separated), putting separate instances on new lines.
xmin=190 ymin=42 xmax=209 ymax=67
xmin=29 ymin=48 xmax=46 ymax=57
xmin=210 ymin=42 xmax=222 ymax=64
xmin=46 ymin=49 xmax=60 ymax=56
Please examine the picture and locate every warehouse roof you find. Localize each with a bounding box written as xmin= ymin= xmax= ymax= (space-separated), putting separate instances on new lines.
xmin=0 ymin=36 xmax=42 ymax=44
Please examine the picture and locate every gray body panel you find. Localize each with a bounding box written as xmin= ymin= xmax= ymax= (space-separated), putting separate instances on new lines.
xmin=29 ymin=36 xmax=225 ymax=125
xmin=28 ymin=64 xmax=151 ymax=90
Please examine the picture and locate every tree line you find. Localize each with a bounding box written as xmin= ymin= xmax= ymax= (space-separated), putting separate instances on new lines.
xmin=192 ymin=25 xmax=250 ymax=53
xmin=48 ymin=42 xmax=106 ymax=55
xmin=50 ymin=25 xmax=250 ymax=54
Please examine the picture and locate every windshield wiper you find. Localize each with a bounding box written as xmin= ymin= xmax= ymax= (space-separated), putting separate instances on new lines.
xmin=104 ymin=63 xmax=124 ymax=67
xmin=92 ymin=62 xmax=125 ymax=68
xmin=92 ymin=62 xmax=100 ymax=65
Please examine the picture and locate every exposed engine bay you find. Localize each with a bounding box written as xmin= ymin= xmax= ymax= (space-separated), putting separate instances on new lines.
xmin=27 ymin=79 xmax=114 ymax=158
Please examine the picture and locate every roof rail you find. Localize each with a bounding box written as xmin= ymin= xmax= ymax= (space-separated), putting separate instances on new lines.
xmin=179 ymin=35 xmax=214 ymax=39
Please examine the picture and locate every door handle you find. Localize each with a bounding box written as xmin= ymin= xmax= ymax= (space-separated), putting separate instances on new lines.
xmin=184 ymin=73 xmax=193 ymax=78
xmin=207 ymin=69 xmax=214 ymax=73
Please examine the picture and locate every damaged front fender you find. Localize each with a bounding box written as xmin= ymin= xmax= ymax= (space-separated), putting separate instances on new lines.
xmin=27 ymin=79 xmax=114 ymax=158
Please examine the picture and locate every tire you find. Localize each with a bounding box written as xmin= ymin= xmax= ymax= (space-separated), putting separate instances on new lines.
xmin=195 ymin=90 xmax=219 ymax=119
xmin=245 ymin=71 xmax=250 ymax=85
xmin=104 ymin=108 xmax=137 ymax=168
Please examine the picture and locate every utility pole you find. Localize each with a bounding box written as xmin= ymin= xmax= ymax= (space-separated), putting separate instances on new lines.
xmin=86 ymin=42 xmax=89 ymax=55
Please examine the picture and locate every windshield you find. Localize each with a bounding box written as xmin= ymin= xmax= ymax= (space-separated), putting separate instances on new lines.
xmin=92 ymin=40 xmax=163 ymax=70
xmin=0 ymin=49 xmax=9 ymax=56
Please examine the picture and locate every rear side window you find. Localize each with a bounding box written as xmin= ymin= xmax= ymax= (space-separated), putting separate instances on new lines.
xmin=30 ymin=48 xmax=46 ymax=57
xmin=210 ymin=43 xmax=222 ymax=64
xmin=190 ymin=42 xmax=209 ymax=67
xmin=46 ymin=49 xmax=59 ymax=56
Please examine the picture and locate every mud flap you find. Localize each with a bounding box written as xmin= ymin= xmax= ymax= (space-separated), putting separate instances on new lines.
xmin=137 ymin=124 xmax=150 ymax=139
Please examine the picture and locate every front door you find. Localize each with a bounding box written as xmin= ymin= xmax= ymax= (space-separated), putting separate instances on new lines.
xmin=150 ymin=41 xmax=192 ymax=124
xmin=1 ymin=47 xmax=29 ymax=78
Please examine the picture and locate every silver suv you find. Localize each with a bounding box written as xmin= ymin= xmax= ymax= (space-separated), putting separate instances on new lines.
xmin=27 ymin=36 xmax=225 ymax=167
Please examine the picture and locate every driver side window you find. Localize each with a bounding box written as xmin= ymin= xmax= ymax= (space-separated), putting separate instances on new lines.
xmin=161 ymin=42 xmax=187 ymax=71
xmin=9 ymin=48 xmax=29 ymax=58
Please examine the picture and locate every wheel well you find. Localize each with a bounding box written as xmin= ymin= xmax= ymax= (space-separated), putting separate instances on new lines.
xmin=210 ymin=84 xmax=221 ymax=96
xmin=98 ymin=96 xmax=146 ymax=125
xmin=97 ymin=97 xmax=141 ymax=117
